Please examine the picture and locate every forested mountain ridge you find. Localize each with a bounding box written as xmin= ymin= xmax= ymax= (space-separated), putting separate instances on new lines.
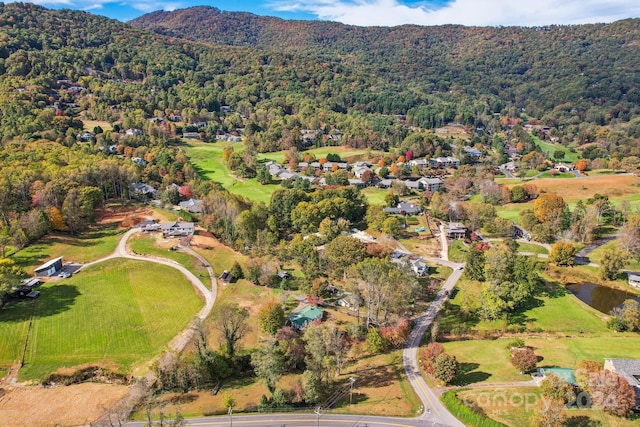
xmin=132 ymin=7 xmax=640 ymax=125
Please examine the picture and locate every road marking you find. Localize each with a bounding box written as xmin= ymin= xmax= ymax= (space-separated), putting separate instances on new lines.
xmin=187 ymin=418 xmax=417 ymax=426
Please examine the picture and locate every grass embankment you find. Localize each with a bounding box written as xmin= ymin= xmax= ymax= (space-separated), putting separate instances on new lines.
xmin=128 ymin=234 xmax=208 ymax=278
xmin=437 ymin=278 xmax=640 ymax=385
xmin=0 ymin=258 xmax=202 ymax=380
xmin=441 ymin=390 xmax=507 ymax=427
xmin=448 ymin=240 xmax=468 ymax=262
xmin=531 ymin=134 xmax=580 ymax=162
xmin=457 ymin=387 xmax=640 ymax=427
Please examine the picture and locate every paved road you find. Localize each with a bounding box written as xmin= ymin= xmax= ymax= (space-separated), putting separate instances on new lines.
xmin=127 ymin=412 xmax=454 ymax=426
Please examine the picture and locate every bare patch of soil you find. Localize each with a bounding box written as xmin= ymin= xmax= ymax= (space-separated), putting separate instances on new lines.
xmin=0 ymin=383 xmax=129 ymax=427
xmin=96 ymin=203 xmax=162 ymax=228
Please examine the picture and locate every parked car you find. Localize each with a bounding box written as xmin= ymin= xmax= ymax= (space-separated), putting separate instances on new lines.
xmin=58 ymin=271 xmax=71 ymax=278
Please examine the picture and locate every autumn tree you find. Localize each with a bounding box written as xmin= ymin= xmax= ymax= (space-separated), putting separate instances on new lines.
xmin=533 ymin=193 xmax=566 ymax=224
xmin=535 ymin=399 xmax=567 ymax=427
xmin=510 ymin=348 xmax=537 ymax=373
xmin=589 ymin=370 xmax=636 ymax=416
xmin=575 ymin=359 xmax=602 ymax=392
xmin=540 ymin=373 xmax=574 ymax=404
xmin=258 ymin=301 xmax=285 ymax=335
xmin=324 ymin=235 xmax=367 ymax=279
xmin=548 ymin=241 xmax=577 ymax=266
xmin=420 ymin=342 xmax=444 ymax=375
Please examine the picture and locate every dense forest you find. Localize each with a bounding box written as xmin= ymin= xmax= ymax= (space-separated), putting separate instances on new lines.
xmin=132 ymin=6 xmax=640 ymax=128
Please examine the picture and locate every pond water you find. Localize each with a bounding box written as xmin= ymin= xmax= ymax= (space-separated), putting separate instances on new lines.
xmin=566 ymin=282 xmax=640 ymax=314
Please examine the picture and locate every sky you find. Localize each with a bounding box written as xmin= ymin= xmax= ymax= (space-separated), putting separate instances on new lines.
xmin=24 ymin=0 xmax=640 ymax=26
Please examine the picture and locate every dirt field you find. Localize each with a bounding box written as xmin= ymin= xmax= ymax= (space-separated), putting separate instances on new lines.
xmin=513 ymin=174 xmax=640 ymax=202
xmin=0 ymin=383 xmax=129 ymax=427
xmin=96 ymin=203 xmax=164 ymax=228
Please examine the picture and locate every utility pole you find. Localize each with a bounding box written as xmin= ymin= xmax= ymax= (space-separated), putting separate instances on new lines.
xmin=314 ymin=406 xmax=321 ymax=427
xmin=228 ymin=405 xmax=233 ymax=427
xmin=349 ymin=377 xmax=356 ymax=405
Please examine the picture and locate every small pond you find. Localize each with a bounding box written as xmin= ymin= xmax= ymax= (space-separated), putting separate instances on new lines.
xmin=566 ymin=282 xmax=640 ymax=314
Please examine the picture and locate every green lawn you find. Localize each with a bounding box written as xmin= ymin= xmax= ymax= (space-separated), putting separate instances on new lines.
xmin=448 ymin=240 xmax=468 ymax=262
xmin=257 ymin=146 xmax=380 ymax=164
xmin=186 ymin=142 xmax=280 ymax=204
xmin=1 ymin=258 xmax=202 ymax=380
xmin=11 ymin=225 xmax=124 ymax=270
xmin=361 ymin=186 xmax=388 ymax=206
xmin=537 ymin=171 xmax=576 ymax=179
xmin=495 ymin=203 xmax=529 ymax=224
xmin=531 ymin=134 xmax=580 ymax=162
xmin=516 ymin=241 xmax=548 ymax=255
xmin=128 ymin=234 xmax=208 ymax=278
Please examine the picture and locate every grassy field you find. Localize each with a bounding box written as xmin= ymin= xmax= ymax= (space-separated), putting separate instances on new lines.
xmin=1 ymin=258 xmax=202 ymax=380
xmin=81 ymin=119 xmax=113 ymax=133
xmin=448 ymin=239 xmax=468 ymax=262
xmin=516 ymin=241 xmax=548 ymax=255
xmin=457 ymin=387 xmax=640 ymax=427
xmin=128 ymin=234 xmax=209 ymax=278
xmin=362 ymin=186 xmax=388 ymax=206
xmin=11 ymin=225 xmax=124 ymax=270
xmin=257 ymin=146 xmax=381 ymax=164
xmin=531 ymin=134 xmax=580 ymax=162
xmin=186 ymin=142 xmax=280 ymax=204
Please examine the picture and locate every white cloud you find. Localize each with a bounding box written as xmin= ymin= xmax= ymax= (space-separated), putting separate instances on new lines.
xmin=130 ymin=1 xmax=182 ymax=12
xmin=268 ymin=0 xmax=640 ymax=26
xmin=29 ymin=0 xmax=183 ymax=13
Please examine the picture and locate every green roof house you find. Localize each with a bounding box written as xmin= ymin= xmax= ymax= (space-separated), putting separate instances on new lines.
xmin=288 ymin=305 xmax=324 ymax=331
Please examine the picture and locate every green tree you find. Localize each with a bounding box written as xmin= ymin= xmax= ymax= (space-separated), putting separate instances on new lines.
xmin=366 ymin=327 xmax=386 ymax=354
xmin=251 ymin=338 xmax=285 ymax=393
xmin=384 ymin=191 xmax=399 ymax=208
xmin=256 ymin=167 xmax=272 ymax=185
xmin=381 ymin=216 xmax=402 ymax=236
xmin=324 ymin=235 xmax=367 ymax=279
xmin=434 ymin=353 xmax=459 ymax=384
xmin=599 ymin=248 xmax=630 ymax=280
xmin=258 ymin=301 xmax=285 ymax=335
xmin=464 ymin=244 xmax=486 ymax=281
xmin=535 ymin=399 xmax=567 ymax=427
xmin=0 ymin=258 xmax=27 ymax=303
xmin=212 ymin=304 xmax=251 ymax=357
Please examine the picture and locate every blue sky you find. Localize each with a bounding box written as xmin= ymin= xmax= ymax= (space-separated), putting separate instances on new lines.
xmin=25 ymin=0 xmax=640 ymax=26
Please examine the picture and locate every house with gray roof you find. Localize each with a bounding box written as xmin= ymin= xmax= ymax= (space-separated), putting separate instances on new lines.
xmin=384 ymin=201 xmax=421 ymax=215
xmin=161 ymin=221 xmax=195 ymax=237
xmin=604 ymin=358 xmax=640 ymax=406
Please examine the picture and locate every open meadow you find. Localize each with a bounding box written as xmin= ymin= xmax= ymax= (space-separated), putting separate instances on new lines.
xmin=0 ymin=258 xmax=202 ymax=380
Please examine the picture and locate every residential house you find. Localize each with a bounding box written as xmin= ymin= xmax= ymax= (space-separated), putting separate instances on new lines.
xmin=161 ymin=221 xmax=195 ymax=237
xmin=384 ymin=201 xmax=421 ymax=215
xmin=131 ymin=183 xmax=157 ymax=199
xmin=377 ymin=178 xmax=395 ymax=188
xmin=627 ymin=272 xmax=640 ymax=288
xmin=125 ymin=128 xmax=143 ymax=136
xmin=34 ymin=257 xmax=63 ymax=277
xmin=348 ymin=179 xmax=366 ymax=188
xmin=402 ymin=180 xmax=421 ymax=191
xmin=429 ymin=156 xmax=460 ymax=168
xmin=138 ymin=218 xmax=160 ymax=232
xmin=463 ymin=147 xmax=482 ymax=160
xmin=603 ymin=359 xmax=640 ymax=406
xmin=554 ymin=163 xmax=575 ymax=172
xmin=132 ymin=157 xmax=146 ymax=166
xmin=337 ymin=294 xmax=361 ymax=311
xmin=444 ymin=223 xmax=467 ymax=239
xmin=179 ymin=198 xmax=203 ymax=214
xmin=353 ymin=165 xmax=372 ymax=179
xmin=409 ymin=159 xmax=428 ymax=169
xmin=182 ymin=132 xmax=200 ymax=139
xmin=410 ymin=258 xmax=429 ymax=276
xmin=418 ymin=177 xmax=443 ymax=192
xmin=288 ymin=305 xmax=324 ymax=331
xmin=77 ymin=132 xmax=94 ymax=141
xmin=322 ymin=162 xmax=348 ymax=172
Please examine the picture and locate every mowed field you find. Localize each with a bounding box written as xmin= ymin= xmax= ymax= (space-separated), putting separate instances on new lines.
xmin=0 ymin=258 xmax=202 ymax=380
xmin=496 ymin=174 xmax=640 ymax=223
xmin=186 ymin=141 xmax=387 ymax=204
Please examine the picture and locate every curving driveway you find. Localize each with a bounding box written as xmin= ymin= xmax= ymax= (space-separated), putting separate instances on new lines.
xmin=83 ymin=227 xmax=216 ymax=352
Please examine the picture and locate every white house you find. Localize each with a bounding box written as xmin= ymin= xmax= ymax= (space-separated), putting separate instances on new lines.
xmin=161 ymin=221 xmax=195 ymax=237
xmin=418 ymin=177 xmax=443 ymax=192
xmin=627 ymin=272 xmax=640 ymax=288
